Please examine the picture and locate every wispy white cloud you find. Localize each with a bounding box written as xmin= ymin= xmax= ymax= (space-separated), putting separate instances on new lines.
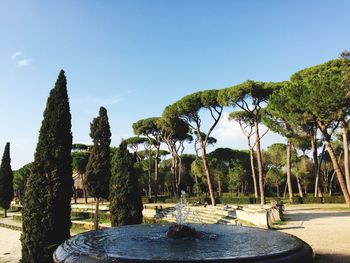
xmin=11 ymin=51 xmax=22 ymax=60
xmin=11 ymin=51 xmax=31 ymax=68
xmin=211 ymin=112 xmax=245 ymax=145
xmin=16 ymin=58 xmax=31 ymax=68
xmin=211 ymin=111 xmax=285 ymax=150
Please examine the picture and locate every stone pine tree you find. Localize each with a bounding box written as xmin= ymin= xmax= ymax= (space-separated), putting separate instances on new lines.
xmin=85 ymin=107 xmax=111 ymax=230
xmin=0 ymin=143 xmax=13 ymax=218
xmin=163 ymin=90 xmax=223 ymax=206
xmin=110 ymin=141 xmax=143 ymax=226
xmin=21 ymin=70 xmax=73 ymax=263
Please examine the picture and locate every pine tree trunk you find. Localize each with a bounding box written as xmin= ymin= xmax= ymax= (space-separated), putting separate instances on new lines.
xmin=194 ymin=173 xmax=199 ymax=198
xmin=4 ymin=209 xmax=7 ymax=218
xmin=84 ymin=188 xmax=88 ymax=204
xmin=329 ymin=171 xmax=336 ymax=196
xmin=178 ymin=155 xmax=182 ymax=190
xmin=323 ymin=139 xmax=350 ymax=206
xmin=296 ymin=176 xmax=304 ymax=197
xmin=276 ymin=185 xmax=279 ymax=197
xmin=254 ymin=122 xmax=265 ymax=207
xmin=283 ymin=181 xmax=287 ymax=198
xmin=286 ymin=141 xmax=293 ymax=202
xmin=171 ymin=155 xmax=177 ymax=197
xmin=94 ymin=198 xmax=100 ymax=230
xmin=82 ymin=173 xmax=88 ymax=204
xmin=249 ymin=146 xmax=258 ymax=199
xmin=148 ymin=157 xmax=152 ymax=199
xmin=218 ymin=176 xmax=222 ymax=197
xmin=317 ymin=145 xmax=326 ymax=197
xmin=201 ymin=146 xmax=216 ymax=206
xmin=342 ymin=122 xmax=350 ymax=193
xmin=154 ymin=147 xmax=160 ymax=202
xmin=311 ymin=130 xmax=320 ymax=197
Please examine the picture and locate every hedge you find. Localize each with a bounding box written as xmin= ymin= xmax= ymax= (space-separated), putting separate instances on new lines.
xmin=292 ymin=196 xmax=345 ymax=204
xmin=221 ymin=196 xmax=257 ymax=204
xmin=70 ymin=211 xmax=110 ymax=220
xmin=323 ymin=196 xmax=345 ymax=203
xmin=142 ymin=194 xmax=346 ymax=205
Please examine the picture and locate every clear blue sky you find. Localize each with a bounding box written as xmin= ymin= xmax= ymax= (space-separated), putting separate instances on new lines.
xmin=1 ymin=1 xmax=349 ymax=169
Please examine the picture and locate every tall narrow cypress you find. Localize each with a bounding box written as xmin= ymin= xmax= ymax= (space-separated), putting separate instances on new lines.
xmin=85 ymin=107 xmax=111 ymax=230
xmin=0 ymin=142 xmax=13 ymax=218
xmin=110 ymin=141 xmax=143 ymax=226
xmin=21 ymin=70 xmax=73 ymax=263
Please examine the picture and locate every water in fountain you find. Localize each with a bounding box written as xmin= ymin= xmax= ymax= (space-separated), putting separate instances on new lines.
xmin=174 ymin=190 xmax=191 ymax=225
xmin=166 ymin=190 xmax=197 ymax=238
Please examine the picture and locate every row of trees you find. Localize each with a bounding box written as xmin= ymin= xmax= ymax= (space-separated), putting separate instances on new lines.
xmin=13 ymin=55 xmax=347 ymax=210
xmin=21 ymin=71 xmax=143 ymax=263
xmin=122 ymin=54 xmax=350 ymax=207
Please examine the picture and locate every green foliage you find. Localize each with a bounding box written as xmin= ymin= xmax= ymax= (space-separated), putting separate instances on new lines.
xmin=323 ymin=196 xmax=346 ymax=203
xmin=292 ymin=195 xmax=345 ymax=204
xmin=163 ymin=90 xmax=222 ymax=123
xmin=13 ymin=163 xmax=32 ymax=200
xmin=0 ymin=143 xmax=14 ymax=211
xmin=291 ymin=59 xmax=349 ymax=125
xmin=124 ymin=136 xmax=148 ymax=145
xmin=85 ymin=107 xmax=111 ymax=199
xmin=158 ymin=117 xmax=191 ymax=142
xmin=132 ymin=117 xmax=163 ymax=147
xmin=264 ymin=143 xmax=289 ymax=168
xmin=292 ymin=156 xmax=313 ymax=187
xmin=21 ymin=70 xmax=73 ymax=263
xmin=218 ymin=80 xmax=283 ymax=108
xmin=221 ymin=195 xmax=257 ymax=205
xmin=292 ymin=196 xmax=323 ymax=204
xmin=291 ymin=136 xmax=311 ymax=155
xmin=228 ymin=166 xmax=246 ymax=192
xmin=110 ymin=141 xmax=143 ymax=226
xmin=72 ymin=151 xmax=90 ymax=175
xmin=266 ymin=167 xmax=285 ymax=188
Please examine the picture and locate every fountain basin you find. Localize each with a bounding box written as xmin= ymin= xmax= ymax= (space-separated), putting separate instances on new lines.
xmin=54 ymin=224 xmax=313 ymax=263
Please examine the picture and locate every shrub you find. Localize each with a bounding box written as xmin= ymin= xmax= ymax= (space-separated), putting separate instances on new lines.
xmin=323 ymin=196 xmax=345 ymax=203
xmin=221 ymin=196 xmax=257 ymax=204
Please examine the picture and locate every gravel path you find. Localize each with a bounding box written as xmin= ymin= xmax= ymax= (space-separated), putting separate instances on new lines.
xmin=0 ymin=228 xmax=21 ymax=263
xmin=279 ymin=208 xmax=350 ymax=263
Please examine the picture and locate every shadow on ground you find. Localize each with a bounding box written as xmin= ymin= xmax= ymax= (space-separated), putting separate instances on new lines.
xmin=283 ymin=211 xmax=350 ymax=222
xmin=314 ymin=252 xmax=350 ymax=263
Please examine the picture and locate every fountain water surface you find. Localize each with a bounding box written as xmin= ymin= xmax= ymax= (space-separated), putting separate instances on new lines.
xmin=54 ymin=192 xmax=313 ymax=263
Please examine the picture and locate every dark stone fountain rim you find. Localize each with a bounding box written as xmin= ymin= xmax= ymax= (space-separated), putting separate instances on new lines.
xmin=54 ymin=224 xmax=314 ymax=263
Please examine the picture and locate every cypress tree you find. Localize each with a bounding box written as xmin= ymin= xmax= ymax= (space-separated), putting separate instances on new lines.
xmin=21 ymin=70 xmax=73 ymax=263
xmin=110 ymin=141 xmax=143 ymax=226
xmin=85 ymin=107 xmax=111 ymax=230
xmin=0 ymin=142 xmax=13 ymax=218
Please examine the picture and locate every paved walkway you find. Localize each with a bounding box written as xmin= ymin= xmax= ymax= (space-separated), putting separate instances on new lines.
xmin=279 ymin=208 xmax=350 ymax=263
xmin=0 ymin=227 xmax=21 ymax=263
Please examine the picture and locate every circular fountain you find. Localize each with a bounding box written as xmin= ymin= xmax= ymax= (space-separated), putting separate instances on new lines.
xmin=54 ymin=224 xmax=313 ymax=262
xmin=54 ymin=192 xmax=313 ymax=262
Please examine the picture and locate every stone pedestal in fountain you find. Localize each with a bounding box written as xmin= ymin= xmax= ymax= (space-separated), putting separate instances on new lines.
xmin=53 ymin=224 xmax=313 ymax=263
